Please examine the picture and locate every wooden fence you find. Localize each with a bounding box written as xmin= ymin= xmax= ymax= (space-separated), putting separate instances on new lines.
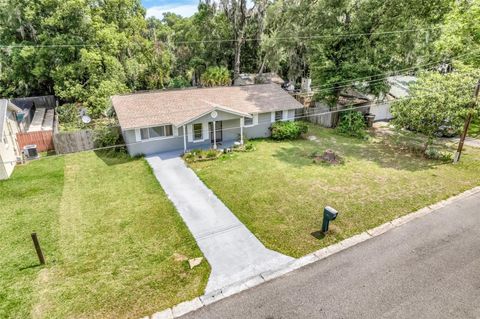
xmin=306 ymin=103 xmax=333 ymax=128
xmin=53 ymin=130 xmax=95 ymax=154
xmin=16 ymin=130 xmax=54 ymax=152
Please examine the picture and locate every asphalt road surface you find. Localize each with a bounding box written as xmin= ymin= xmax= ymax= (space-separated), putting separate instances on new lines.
xmin=182 ymin=191 xmax=480 ymax=319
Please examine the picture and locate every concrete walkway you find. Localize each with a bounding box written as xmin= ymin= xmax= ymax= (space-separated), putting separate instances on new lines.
xmin=146 ymin=152 xmax=294 ymax=293
xmin=181 ymin=190 xmax=480 ymax=319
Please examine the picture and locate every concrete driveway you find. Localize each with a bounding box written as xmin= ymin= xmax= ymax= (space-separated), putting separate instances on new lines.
xmin=146 ymin=152 xmax=294 ymax=293
xmin=181 ymin=190 xmax=480 ymax=319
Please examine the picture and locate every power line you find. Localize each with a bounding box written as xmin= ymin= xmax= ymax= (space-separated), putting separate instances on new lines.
xmin=304 ymin=50 xmax=480 ymax=94
xmin=0 ymin=25 xmax=451 ymax=49
xmin=1 ymin=85 xmax=476 ymax=166
xmin=294 ymin=68 xmax=480 ymax=97
xmin=116 ymin=57 xmax=480 ymax=125
xmin=171 ymin=25 xmax=447 ymax=45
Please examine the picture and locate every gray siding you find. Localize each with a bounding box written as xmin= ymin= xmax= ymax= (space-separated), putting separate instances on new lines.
xmin=124 ymin=129 xmax=185 ymax=156
xmin=244 ymin=112 xmax=272 ymax=139
xmin=123 ymin=109 xmax=299 ymax=156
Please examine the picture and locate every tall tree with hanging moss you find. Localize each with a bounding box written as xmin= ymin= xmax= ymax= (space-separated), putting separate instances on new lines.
xmin=307 ymin=0 xmax=451 ymax=103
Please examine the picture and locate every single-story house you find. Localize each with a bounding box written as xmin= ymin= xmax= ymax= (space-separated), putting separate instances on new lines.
xmin=0 ymin=99 xmax=22 ymax=180
xmin=369 ymin=75 xmax=417 ymax=121
xmin=112 ymin=84 xmax=304 ymax=156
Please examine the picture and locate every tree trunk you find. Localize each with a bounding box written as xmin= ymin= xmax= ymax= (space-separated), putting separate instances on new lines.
xmin=234 ymin=35 xmax=243 ymax=80
xmin=257 ymin=54 xmax=266 ymax=75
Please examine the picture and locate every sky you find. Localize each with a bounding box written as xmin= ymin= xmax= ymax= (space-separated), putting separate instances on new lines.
xmin=142 ymin=0 xmax=199 ymax=18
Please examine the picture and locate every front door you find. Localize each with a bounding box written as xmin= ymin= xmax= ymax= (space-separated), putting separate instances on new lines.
xmin=209 ymin=121 xmax=223 ymax=144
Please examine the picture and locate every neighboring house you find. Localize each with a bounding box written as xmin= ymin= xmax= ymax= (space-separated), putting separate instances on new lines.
xmin=233 ymin=72 xmax=286 ymax=86
xmin=0 ymin=99 xmax=22 ymax=180
xmin=11 ymin=95 xmax=56 ymax=132
xmin=369 ymin=75 xmax=417 ymax=121
xmin=112 ymin=84 xmax=304 ymax=156
xmin=310 ymin=75 xmax=417 ymax=127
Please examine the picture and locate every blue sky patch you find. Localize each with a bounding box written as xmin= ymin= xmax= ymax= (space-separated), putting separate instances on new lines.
xmin=142 ymin=0 xmax=199 ymax=18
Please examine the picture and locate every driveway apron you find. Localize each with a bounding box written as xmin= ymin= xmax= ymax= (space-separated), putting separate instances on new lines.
xmin=146 ymin=152 xmax=294 ymax=293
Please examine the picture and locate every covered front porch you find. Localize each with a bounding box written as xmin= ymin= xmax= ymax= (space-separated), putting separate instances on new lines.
xmin=180 ymin=108 xmax=251 ymax=153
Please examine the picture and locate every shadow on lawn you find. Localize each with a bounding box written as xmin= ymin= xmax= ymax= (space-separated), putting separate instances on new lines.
xmin=310 ymin=231 xmax=326 ymax=240
xmin=272 ymin=139 xmax=440 ymax=172
xmin=18 ymin=263 xmax=43 ymax=271
xmin=94 ymin=149 xmax=135 ymax=166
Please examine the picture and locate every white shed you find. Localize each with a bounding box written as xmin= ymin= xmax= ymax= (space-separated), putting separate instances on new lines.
xmin=0 ymin=99 xmax=22 ymax=180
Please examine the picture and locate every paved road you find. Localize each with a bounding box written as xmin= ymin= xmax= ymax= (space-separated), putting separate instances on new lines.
xmin=146 ymin=153 xmax=293 ymax=293
xmin=182 ymin=190 xmax=480 ymax=319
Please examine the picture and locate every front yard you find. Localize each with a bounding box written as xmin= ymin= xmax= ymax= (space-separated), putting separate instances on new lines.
xmin=190 ymin=124 xmax=480 ymax=257
xmin=0 ymin=152 xmax=209 ymax=319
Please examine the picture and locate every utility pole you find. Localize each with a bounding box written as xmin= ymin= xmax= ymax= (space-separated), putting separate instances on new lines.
xmin=454 ymin=79 xmax=480 ymax=163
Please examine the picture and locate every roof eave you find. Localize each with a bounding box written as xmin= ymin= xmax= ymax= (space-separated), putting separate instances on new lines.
xmin=176 ymin=106 xmax=253 ymax=127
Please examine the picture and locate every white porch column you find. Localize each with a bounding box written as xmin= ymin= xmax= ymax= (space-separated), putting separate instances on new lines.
xmin=240 ymin=117 xmax=244 ymax=145
xmin=183 ymin=125 xmax=187 ymax=152
xmin=213 ymin=121 xmax=217 ymax=149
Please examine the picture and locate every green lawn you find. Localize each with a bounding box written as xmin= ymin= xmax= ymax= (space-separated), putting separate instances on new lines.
xmin=0 ymin=152 xmax=209 ymax=319
xmin=190 ymin=124 xmax=480 ymax=257
xmin=469 ymin=118 xmax=480 ymax=137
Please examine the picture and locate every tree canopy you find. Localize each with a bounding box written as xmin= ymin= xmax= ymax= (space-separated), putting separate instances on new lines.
xmin=391 ymin=64 xmax=480 ymax=148
xmin=0 ymin=0 xmax=477 ymax=126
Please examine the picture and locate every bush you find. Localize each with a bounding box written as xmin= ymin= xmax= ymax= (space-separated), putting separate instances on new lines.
xmin=271 ymin=121 xmax=308 ymax=140
xmin=168 ymin=76 xmax=190 ymax=89
xmin=183 ymin=149 xmax=222 ymax=162
xmin=57 ymin=103 xmax=80 ymax=128
xmin=336 ymin=111 xmax=367 ymax=138
xmin=200 ymin=66 xmax=231 ymax=87
xmin=205 ymin=149 xmax=218 ymax=158
xmin=425 ymin=147 xmax=453 ymax=162
xmin=93 ymin=125 xmax=123 ymax=148
xmin=244 ymin=142 xmax=255 ymax=151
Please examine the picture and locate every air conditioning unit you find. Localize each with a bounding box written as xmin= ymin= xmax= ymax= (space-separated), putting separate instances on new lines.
xmin=24 ymin=144 xmax=39 ymax=159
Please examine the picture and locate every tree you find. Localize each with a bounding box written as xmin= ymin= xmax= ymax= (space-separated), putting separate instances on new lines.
xmin=0 ymin=0 xmax=153 ymax=118
xmin=391 ymin=65 xmax=480 ymax=151
xmin=435 ymin=0 xmax=480 ymax=68
xmin=200 ymin=66 xmax=231 ymax=86
xmin=260 ymin=0 xmax=313 ymax=81
xmin=305 ymin=0 xmax=451 ymax=125
xmin=221 ymin=0 xmax=268 ymax=80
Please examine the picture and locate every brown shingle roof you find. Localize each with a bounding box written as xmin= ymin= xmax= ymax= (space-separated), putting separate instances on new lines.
xmin=112 ymin=84 xmax=303 ymax=130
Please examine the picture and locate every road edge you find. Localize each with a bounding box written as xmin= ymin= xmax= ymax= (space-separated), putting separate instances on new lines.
xmin=145 ymin=186 xmax=480 ymax=319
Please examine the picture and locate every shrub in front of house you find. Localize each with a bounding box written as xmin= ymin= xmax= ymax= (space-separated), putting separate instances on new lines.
xmin=183 ymin=149 xmax=222 ymax=162
xmin=336 ymin=110 xmax=367 ymax=138
xmin=271 ymin=121 xmax=308 ymax=140
xmin=232 ymin=141 xmax=256 ymax=152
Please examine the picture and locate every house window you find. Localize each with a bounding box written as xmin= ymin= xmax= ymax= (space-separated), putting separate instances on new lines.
xmin=193 ymin=123 xmax=203 ymax=140
xmin=140 ymin=125 xmax=173 ymax=140
xmin=244 ymin=117 xmax=253 ymax=126
xmin=275 ymin=111 xmax=283 ymax=121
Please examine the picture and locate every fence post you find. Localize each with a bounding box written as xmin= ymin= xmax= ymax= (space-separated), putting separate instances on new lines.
xmin=31 ymin=233 xmax=45 ymax=265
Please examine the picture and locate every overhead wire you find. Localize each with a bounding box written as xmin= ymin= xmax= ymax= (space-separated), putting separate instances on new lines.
xmin=1 ymin=84 xmax=477 ymax=166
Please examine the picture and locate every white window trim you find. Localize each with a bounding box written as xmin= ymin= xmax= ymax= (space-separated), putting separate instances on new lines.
xmin=244 ymin=114 xmax=258 ymax=127
xmin=272 ymin=110 xmax=283 ymax=122
xmin=191 ymin=122 xmax=209 ymax=143
xmin=134 ymin=125 xmax=176 ymax=142
xmin=187 ymin=124 xmax=193 ymax=142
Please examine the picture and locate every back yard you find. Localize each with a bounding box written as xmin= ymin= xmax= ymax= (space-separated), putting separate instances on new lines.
xmin=0 ymin=152 xmax=209 ymax=319
xmin=190 ymin=124 xmax=480 ymax=257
